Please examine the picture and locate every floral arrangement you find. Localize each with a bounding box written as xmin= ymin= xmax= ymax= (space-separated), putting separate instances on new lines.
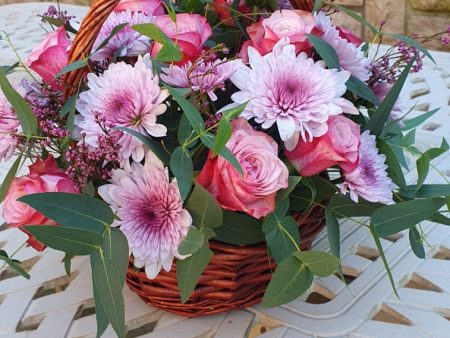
xmin=1 ymin=0 xmax=450 ymax=336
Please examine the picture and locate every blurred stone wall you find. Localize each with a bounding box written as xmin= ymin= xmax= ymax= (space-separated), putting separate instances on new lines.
xmin=333 ymin=0 xmax=450 ymax=50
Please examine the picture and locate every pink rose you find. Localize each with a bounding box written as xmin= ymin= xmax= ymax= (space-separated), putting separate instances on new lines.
xmin=240 ymin=10 xmax=316 ymax=62
xmin=337 ymin=26 xmax=363 ymax=46
xmin=285 ymin=116 xmax=360 ymax=177
xmin=152 ymin=14 xmax=212 ymax=65
xmin=27 ymin=27 xmax=70 ymax=90
xmin=198 ymin=118 xmax=289 ymax=219
xmin=212 ymin=0 xmax=250 ymax=27
xmin=2 ymin=156 xmax=79 ymax=251
xmin=114 ymin=0 xmax=165 ymax=16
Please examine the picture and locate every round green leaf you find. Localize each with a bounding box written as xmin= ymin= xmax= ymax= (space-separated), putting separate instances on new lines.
xmin=294 ymin=251 xmax=340 ymax=277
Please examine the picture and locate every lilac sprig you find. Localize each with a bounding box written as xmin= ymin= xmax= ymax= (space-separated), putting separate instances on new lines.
xmin=40 ymin=5 xmax=75 ymax=25
xmin=65 ymin=112 xmax=121 ymax=188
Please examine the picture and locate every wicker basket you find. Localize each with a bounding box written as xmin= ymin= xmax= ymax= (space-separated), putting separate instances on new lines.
xmin=64 ymin=0 xmax=323 ymax=318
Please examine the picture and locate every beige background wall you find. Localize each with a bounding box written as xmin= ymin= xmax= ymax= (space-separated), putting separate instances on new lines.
xmin=333 ymin=0 xmax=450 ymax=50
xmin=0 ymin=0 xmax=448 ymax=50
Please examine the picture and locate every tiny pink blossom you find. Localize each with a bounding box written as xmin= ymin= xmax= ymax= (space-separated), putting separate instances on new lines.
xmin=341 ymin=131 xmax=395 ymax=204
xmin=75 ymin=55 xmax=169 ymax=165
xmin=98 ymin=151 xmax=192 ymax=279
xmin=160 ymin=58 xmax=241 ymax=101
xmin=91 ymin=10 xmax=153 ymax=62
xmin=228 ymin=38 xmax=358 ymax=149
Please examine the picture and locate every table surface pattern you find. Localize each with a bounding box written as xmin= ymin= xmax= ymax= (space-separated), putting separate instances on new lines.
xmin=0 ymin=3 xmax=450 ymax=338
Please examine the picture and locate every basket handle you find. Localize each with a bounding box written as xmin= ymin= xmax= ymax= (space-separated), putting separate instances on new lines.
xmin=288 ymin=0 xmax=315 ymax=11
xmin=63 ymin=0 xmax=120 ymax=98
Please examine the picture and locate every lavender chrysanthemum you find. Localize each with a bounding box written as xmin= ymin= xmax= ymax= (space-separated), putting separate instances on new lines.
xmin=75 ymin=55 xmax=169 ymax=164
xmin=0 ymin=87 xmax=21 ymax=162
xmin=91 ymin=10 xmax=152 ymax=62
xmin=98 ymin=151 xmax=192 ymax=279
xmin=161 ymin=58 xmax=241 ymax=101
xmin=314 ymin=12 xmax=371 ymax=82
xmin=341 ymin=131 xmax=395 ymax=204
xmin=228 ymin=38 xmax=358 ymax=149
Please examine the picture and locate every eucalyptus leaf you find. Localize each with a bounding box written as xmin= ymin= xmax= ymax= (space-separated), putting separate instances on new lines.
xmin=215 ymin=211 xmax=264 ymax=245
xmin=19 ymin=193 xmax=112 ymax=234
xmin=213 ymin=118 xmax=232 ymax=156
xmin=0 ymin=154 xmax=22 ymax=203
xmin=23 ymin=225 xmax=102 ymax=256
xmin=307 ymin=34 xmax=340 ymax=70
xmin=220 ymin=101 xmax=249 ymax=120
xmin=415 ymin=154 xmax=429 ymax=191
xmin=293 ymin=251 xmax=340 ymax=277
xmin=325 ymin=206 xmax=340 ymax=259
xmin=176 ymin=241 xmax=213 ymax=303
xmin=400 ymin=184 xmax=450 ymax=199
xmin=262 ymin=255 xmax=313 ymax=308
xmin=166 ymin=86 xmax=205 ymax=133
xmin=60 ymin=94 xmax=77 ymax=117
xmin=178 ymin=228 xmax=205 ymax=255
xmin=377 ymin=139 xmax=407 ymax=191
xmin=409 ymin=226 xmax=425 ymax=259
xmin=55 ymin=60 xmax=88 ymax=79
xmin=63 ymin=254 xmax=72 ymax=276
xmin=0 ymin=251 xmax=30 ymax=279
xmin=170 ymin=146 xmax=193 ymax=201
xmin=402 ymin=108 xmax=439 ymax=131
xmin=200 ymin=132 xmax=243 ymax=174
xmin=373 ymin=198 xmax=445 ymax=237
xmin=263 ymin=214 xmax=300 ymax=264
xmin=366 ymin=57 xmax=415 ymax=135
xmin=92 ymin=258 xmax=125 ymax=338
xmin=346 ymin=75 xmax=380 ymax=106
xmin=186 ymin=183 xmax=223 ymax=228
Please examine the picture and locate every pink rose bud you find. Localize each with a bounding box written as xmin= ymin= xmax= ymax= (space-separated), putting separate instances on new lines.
xmin=240 ymin=10 xmax=316 ymax=63
xmin=285 ymin=116 xmax=360 ymax=176
xmin=27 ymin=27 xmax=71 ymax=90
xmin=197 ymin=118 xmax=289 ymax=219
xmin=2 ymin=156 xmax=79 ymax=251
xmin=114 ymin=0 xmax=165 ymax=16
xmin=152 ymin=14 xmax=212 ymax=65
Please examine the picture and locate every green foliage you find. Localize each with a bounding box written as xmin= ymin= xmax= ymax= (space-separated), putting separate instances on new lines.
xmin=0 ymin=68 xmax=37 ymax=136
xmin=170 ymin=146 xmax=193 ymax=201
xmin=213 ymin=118 xmax=232 ymax=156
xmin=409 ymin=226 xmax=425 ymax=259
xmin=0 ymin=250 xmax=30 ymax=279
xmin=307 ymin=34 xmax=340 ymax=69
xmin=377 ymin=139 xmax=407 ymax=191
xmin=215 ymin=211 xmax=265 ymax=245
xmin=402 ymin=108 xmax=439 ymax=131
xmin=366 ymin=57 xmax=415 ymax=135
xmin=23 ymin=226 xmax=102 ymax=256
xmin=178 ymin=228 xmax=205 ymax=255
xmin=373 ymin=198 xmax=446 ymax=237
xmin=186 ymin=183 xmax=223 ymax=229
xmin=177 ymin=240 xmax=213 ymax=303
xmin=55 ymin=60 xmax=88 ymax=78
xmin=132 ymin=23 xmax=182 ymax=62
xmin=401 ymin=184 xmax=450 ymax=199
xmin=18 ymin=192 xmax=113 ymax=234
xmin=293 ymin=251 xmax=340 ymax=277
xmin=262 ymin=255 xmax=313 ymax=308
xmin=0 ymin=154 xmax=22 ymax=203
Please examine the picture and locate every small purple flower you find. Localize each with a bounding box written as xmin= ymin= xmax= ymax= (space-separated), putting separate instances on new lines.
xmin=341 ymin=131 xmax=395 ymax=204
xmin=160 ymin=57 xmax=242 ymax=101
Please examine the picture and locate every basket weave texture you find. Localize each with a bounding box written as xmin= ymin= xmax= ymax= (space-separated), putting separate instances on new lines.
xmin=64 ymin=0 xmax=324 ymax=317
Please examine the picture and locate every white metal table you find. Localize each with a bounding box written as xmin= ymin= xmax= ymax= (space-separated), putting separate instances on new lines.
xmin=1 ymin=3 xmax=450 ymax=337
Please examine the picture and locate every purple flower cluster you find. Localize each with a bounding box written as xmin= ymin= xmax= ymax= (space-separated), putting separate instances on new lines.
xmin=369 ymin=39 xmax=424 ymax=85
xmin=40 ymin=5 xmax=75 ymax=24
xmin=24 ymin=83 xmax=69 ymax=147
xmin=65 ymin=112 xmax=121 ymax=188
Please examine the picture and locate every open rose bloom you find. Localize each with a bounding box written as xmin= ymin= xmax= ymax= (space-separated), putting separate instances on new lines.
xmin=1 ymin=0 xmax=449 ymax=329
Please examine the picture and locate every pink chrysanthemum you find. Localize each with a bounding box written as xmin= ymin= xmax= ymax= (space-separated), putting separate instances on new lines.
xmin=98 ymin=151 xmax=192 ymax=279
xmin=75 ymin=55 xmax=169 ymax=164
xmin=0 ymin=87 xmax=21 ymax=162
xmin=91 ymin=10 xmax=153 ymax=62
xmin=341 ymin=131 xmax=395 ymax=204
xmin=160 ymin=58 xmax=242 ymax=101
xmin=314 ymin=12 xmax=371 ymax=82
xmin=228 ymin=38 xmax=358 ymax=149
